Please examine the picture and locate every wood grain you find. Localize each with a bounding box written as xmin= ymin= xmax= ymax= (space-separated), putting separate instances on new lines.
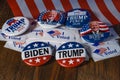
xmin=0 ymin=1 xmax=120 ymax=80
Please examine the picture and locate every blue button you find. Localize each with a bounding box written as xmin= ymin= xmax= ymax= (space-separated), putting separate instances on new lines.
xmin=80 ymin=21 xmax=110 ymax=43
xmin=66 ymin=8 xmax=91 ymax=28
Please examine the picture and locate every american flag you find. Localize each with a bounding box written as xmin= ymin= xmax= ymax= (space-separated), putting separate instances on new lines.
xmin=6 ymin=18 xmax=18 ymax=26
xmin=47 ymin=30 xmax=61 ymax=37
xmin=93 ymin=47 xmax=107 ymax=56
xmin=7 ymin=0 xmax=120 ymax=26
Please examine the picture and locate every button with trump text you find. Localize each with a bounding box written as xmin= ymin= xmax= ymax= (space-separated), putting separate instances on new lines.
xmin=21 ymin=42 xmax=52 ymax=66
xmin=66 ymin=8 xmax=91 ymax=28
xmin=2 ymin=17 xmax=30 ymax=36
xmin=55 ymin=42 xmax=86 ymax=68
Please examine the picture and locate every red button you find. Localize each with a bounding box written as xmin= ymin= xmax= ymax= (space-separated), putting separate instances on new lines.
xmin=55 ymin=42 xmax=86 ymax=68
xmin=21 ymin=42 xmax=52 ymax=66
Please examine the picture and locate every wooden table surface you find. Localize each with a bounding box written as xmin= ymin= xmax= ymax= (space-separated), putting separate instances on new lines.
xmin=0 ymin=1 xmax=120 ymax=80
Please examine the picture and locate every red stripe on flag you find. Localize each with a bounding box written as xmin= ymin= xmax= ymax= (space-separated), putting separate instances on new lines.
xmin=60 ymin=0 xmax=73 ymax=11
xmin=43 ymin=0 xmax=55 ymax=10
xmin=78 ymin=0 xmax=99 ymax=21
xmin=95 ymin=0 xmax=119 ymax=25
xmin=112 ymin=0 xmax=120 ymax=13
xmin=7 ymin=0 xmax=23 ymax=16
xmin=25 ymin=0 xmax=40 ymax=19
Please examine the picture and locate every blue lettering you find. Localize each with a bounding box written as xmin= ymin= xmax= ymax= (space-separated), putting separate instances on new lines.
xmin=104 ymin=49 xmax=117 ymax=55
xmin=5 ymin=18 xmax=25 ymax=32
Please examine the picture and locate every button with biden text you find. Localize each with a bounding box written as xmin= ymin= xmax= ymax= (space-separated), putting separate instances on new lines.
xmin=2 ymin=17 xmax=30 ymax=36
xmin=21 ymin=42 xmax=52 ymax=66
xmin=55 ymin=42 xmax=86 ymax=68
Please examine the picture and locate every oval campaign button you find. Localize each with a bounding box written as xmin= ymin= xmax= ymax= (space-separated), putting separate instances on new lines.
xmin=80 ymin=21 xmax=110 ymax=43
xmin=2 ymin=17 xmax=30 ymax=36
xmin=55 ymin=42 xmax=86 ymax=68
xmin=21 ymin=42 xmax=52 ymax=66
xmin=37 ymin=10 xmax=65 ymax=28
xmin=66 ymin=8 xmax=91 ymax=28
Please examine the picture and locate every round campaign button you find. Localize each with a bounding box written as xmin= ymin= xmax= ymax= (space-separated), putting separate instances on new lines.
xmin=80 ymin=21 xmax=110 ymax=43
xmin=55 ymin=42 xmax=86 ymax=68
xmin=2 ymin=17 xmax=30 ymax=36
xmin=21 ymin=42 xmax=52 ymax=66
xmin=37 ymin=10 xmax=65 ymax=28
xmin=66 ymin=8 xmax=91 ymax=28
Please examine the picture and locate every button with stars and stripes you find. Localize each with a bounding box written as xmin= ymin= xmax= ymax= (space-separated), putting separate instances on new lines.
xmin=80 ymin=21 xmax=110 ymax=43
xmin=21 ymin=41 xmax=52 ymax=66
xmin=55 ymin=42 xmax=86 ymax=68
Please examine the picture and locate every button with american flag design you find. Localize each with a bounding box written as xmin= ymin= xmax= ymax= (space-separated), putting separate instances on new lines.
xmin=37 ymin=10 xmax=65 ymax=28
xmin=2 ymin=17 xmax=30 ymax=36
xmin=80 ymin=21 xmax=110 ymax=43
xmin=55 ymin=42 xmax=86 ymax=68
xmin=66 ymin=8 xmax=91 ymax=28
xmin=21 ymin=42 xmax=52 ymax=66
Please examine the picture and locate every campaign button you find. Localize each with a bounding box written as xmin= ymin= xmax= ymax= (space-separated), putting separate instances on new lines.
xmin=66 ymin=8 xmax=91 ymax=28
xmin=2 ymin=17 xmax=30 ymax=36
xmin=37 ymin=10 xmax=65 ymax=28
xmin=55 ymin=42 xmax=86 ymax=68
xmin=21 ymin=42 xmax=52 ymax=66
xmin=80 ymin=21 xmax=110 ymax=43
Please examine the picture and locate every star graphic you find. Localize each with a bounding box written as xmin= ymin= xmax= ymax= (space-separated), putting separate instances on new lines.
xmin=43 ymin=57 xmax=47 ymax=60
xmin=62 ymin=46 xmax=65 ymax=48
xmin=41 ymin=43 xmax=45 ymax=46
xmin=62 ymin=60 xmax=66 ymax=63
xmin=33 ymin=43 xmax=38 ymax=48
xmin=27 ymin=46 xmax=31 ymax=49
xmin=68 ymin=43 xmax=73 ymax=48
xmin=28 ymin=59 xmax=32 ymax=63
xmin=76 ymin=59 xmax=80 ymax=62
xmin=68 ymin=59 xmax=74 ymax=64
xmin=35 ymin=58 xmax=40 ymax=63
xmin=76 ymin=44 xmax=79 ymax=47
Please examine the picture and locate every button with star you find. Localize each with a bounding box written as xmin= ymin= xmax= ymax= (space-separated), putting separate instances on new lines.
xmin=55 ymin=42 xmax=86 ymax=68
xmin=21 ymin=41 xmax=52 ymax=66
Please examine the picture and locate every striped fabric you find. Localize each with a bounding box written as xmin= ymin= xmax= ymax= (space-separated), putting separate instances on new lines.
xmin=7 ymin=0 xmax=120 ymax=26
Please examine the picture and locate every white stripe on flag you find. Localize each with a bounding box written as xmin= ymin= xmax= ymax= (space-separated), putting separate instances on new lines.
xmin=87 ymin=0 xmax=112 ymax=25
xmin=16 ymin=0 xmax=33 ymax=18
xmin=52 ymin=0 xmax=65 ymax=11
xmin=104 ymin=0 xmax=120 ymax=21
xmin=34 ymin=0 xmax=47 ymax=12
xmin=70 ymin=0 xmax=81 ymax=9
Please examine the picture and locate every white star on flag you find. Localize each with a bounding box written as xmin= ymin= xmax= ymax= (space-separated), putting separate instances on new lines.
xmin=68 ymin=43 xmax=73 ymax=48
xmin=35 ymin=58 xmax=40 ymax=63
xmin=29 ymin=59 xmax=32 ymax=63
xmin=68 ymin=59 xmax=74 ymax=64
xmin=43 ymin=57 xmax=47 ymax=60
xmin=62 ymin=60 xmax=66 ymax=63
xmin=33 ymin=43 xmax=38 ymax=47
